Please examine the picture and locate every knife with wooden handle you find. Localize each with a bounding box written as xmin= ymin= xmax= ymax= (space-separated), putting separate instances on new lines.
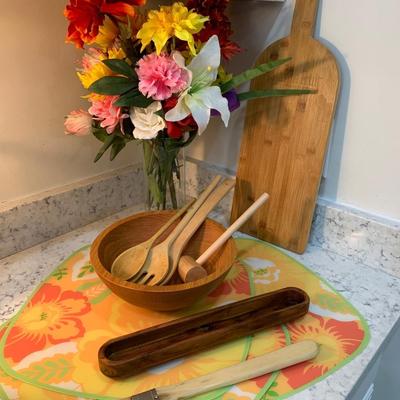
xmin=121 ymin=340 xmax=318 ymax=400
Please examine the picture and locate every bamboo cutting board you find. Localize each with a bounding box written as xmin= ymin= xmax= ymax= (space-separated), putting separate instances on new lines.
xmin=231 ymin=0 xmax=340 ymax=253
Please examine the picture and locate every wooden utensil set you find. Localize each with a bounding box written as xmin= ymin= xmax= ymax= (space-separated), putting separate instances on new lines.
xmin=111 ymin=176 xmax=268 ymax=286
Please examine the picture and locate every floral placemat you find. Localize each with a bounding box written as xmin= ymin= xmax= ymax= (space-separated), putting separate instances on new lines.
xmin=0 ymin=238 xmax=369 ymax=399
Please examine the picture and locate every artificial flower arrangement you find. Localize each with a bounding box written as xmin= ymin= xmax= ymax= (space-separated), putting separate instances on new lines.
xmin=64 ymin=0 xmax=310 ymax=209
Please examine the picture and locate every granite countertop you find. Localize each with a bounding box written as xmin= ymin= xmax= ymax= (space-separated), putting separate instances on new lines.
xmin=1 ymin=206 xmax=400 ymax=400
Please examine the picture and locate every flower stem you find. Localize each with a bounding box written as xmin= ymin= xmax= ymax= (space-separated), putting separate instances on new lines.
xmin=169 ymin=174 xmax=178 ymax=209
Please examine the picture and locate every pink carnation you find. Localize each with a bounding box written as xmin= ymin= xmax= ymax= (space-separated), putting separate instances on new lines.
xmin=88 ymin=96 xmax=126 ymax=134
xmin=64 ymin=109 xmax=92 ymax=136
xmin=137 ymin=53 xmax=189 ymax=101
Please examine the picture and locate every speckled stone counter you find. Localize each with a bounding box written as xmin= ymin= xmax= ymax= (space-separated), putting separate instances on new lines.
xmin=1 ymin=206 xmax=400 ymax=399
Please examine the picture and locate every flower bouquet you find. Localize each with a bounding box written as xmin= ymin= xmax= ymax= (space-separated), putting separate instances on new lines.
xmin=64 ymin=0 xmax=310 ymax=209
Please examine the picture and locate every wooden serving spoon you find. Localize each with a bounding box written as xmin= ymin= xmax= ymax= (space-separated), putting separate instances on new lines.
xmin=160 ymin=178 xmax=236 ymax=285
xmin=131 ymin=175 xmax=222 ymax=286
xmin=110 ymin=199 xmax=195 ymax=281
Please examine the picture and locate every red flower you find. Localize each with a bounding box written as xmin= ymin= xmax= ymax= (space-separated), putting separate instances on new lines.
xmin=65 ymin=0 xmax=104 ymax=48
xmin=4 ymin=283 xmax=91 ymax=362
xmin=64 ymin=0 xmax=145 ymax=48
xmin=186 ymin=0 xmax=241 ymax=59
xmin=163 ymin=97 xmax=197 ymax=139
xmin=101 ymin=0 xmax=146 ymax=17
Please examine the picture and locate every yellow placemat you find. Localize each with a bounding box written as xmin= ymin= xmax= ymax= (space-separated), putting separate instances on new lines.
xmin=0 ymin=238 xmax=369 ymax=399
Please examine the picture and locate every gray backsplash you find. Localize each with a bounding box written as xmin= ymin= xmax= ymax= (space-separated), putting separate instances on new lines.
xmin=1 ymin=159 xmax=399 ymax=278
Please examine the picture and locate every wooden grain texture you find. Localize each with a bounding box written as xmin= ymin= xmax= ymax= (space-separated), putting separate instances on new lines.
xmin=164 ymin=179 xmax=236 ymax=284
xmin=110 ymin=200 xmax=194 ymax=281
xmin=231 ymin=0 xmax=340 ymax=253
xmin=156 ymin=340 xmax=318 ymax=400
xmin=90 ymin=210 xmax=236 ymax=311
xmin=132 ymin=176 xmax=222 ymax=285
xmin=178 ymin=192 xmax=268 ymax=282
xmin=98 ymin=288 xmax=310 ymax=378
xmin=178 ymin=256 xmax=208 ymax=283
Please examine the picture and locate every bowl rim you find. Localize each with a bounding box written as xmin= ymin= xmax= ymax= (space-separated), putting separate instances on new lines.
xmin=90 ymin=210 xmax=237 ymax=293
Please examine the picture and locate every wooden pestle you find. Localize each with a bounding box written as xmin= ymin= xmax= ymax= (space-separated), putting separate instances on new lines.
xmin=179 ymin=193 xmax=270 ymax=282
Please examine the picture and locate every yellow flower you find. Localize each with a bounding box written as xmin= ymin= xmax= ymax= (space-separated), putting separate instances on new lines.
xmin=77 ymin=47 xmax=126 ymax=89
xmin=94 ymin=16 xmax=119 ymax=50
xmin=108 ymin=46 xmax=126 ymax=60
xmin=137 ymin=2 xmax=208 ymax=55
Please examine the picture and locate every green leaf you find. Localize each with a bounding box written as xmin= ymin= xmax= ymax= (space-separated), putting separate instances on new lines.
xmin=52 ymin=266 xmax=67 ymax=281
xmin=76 ymin=281 xmax=99 ymax=292
xmin=77 ymin=264 xmax=94 ymax=278
xmin=130 ymin=95 xmax=154 ymax=108
xmin=220 ymin=58 xmax=292 ymax=93
xmin=20 ymin=358 xmax=71 ymax=383
xmin=110 ymin=138 xmax=126 ymax=161
xmin=102 ymin=59 xmax=137 ymax=79
xmin=90 ymin=289 xmax=112 ymax=304
xmin=88 ymin=76 xmax=137 ymax=95
xmin=113 ymin=88 xmax=140 ymax=106
xmin=114 ymin=90 xmax=153 ymax=107
xmin=238 ymin=88 xmax=316 ymax=101
xmin=92 ymin=127 xmax=108 ymax=143
xmin=94 ymin=134 xmax=116 ymax=162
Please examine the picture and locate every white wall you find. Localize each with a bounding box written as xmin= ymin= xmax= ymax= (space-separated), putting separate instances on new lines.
xmin=317 ymin=0 xmax=400 ymax=221
xmin=0 ymin=0 xmax=139 ymax=203
xmin=187 ymin=0 xmax=400 ymax=221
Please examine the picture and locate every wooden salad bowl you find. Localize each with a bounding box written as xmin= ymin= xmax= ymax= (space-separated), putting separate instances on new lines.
xmin=90 ymin=211 xmax=237 ymax=311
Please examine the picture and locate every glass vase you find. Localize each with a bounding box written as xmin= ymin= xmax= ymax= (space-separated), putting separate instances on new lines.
xmin=142 ymin=138 xmax=186 ymax=210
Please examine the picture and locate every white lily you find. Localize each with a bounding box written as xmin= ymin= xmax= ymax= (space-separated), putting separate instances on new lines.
xmin=165 ymin=35 xmax=230 ymax=135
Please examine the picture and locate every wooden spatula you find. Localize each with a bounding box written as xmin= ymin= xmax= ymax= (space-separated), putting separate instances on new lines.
xmin=231 ymin=0 xmax=340 ymax=253
xmin=121 ymin=340 xmax=318 ymax=400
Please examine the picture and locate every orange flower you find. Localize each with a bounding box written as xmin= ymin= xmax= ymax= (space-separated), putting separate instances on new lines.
xmin=4 ymin=283 xmax=90 ymax=362
xmin=64 ymin=0 xmax=146 ymax=48
xmin=64 ymin=0 xmax=105 ymax=48
xmin=281 ymin=313 xmax=365 ymax=388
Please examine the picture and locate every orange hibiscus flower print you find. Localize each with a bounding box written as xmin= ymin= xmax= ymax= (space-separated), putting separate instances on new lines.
xmin=281 ymin=313 xmax=365 ymax=388
xmin=209 ymin=263 xmax=250 ymax=297
xmin=4 ymin=283 xmax=90 ymax=362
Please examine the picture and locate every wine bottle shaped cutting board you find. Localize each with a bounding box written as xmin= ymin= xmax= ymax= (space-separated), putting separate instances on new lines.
xmin=231 ymin=0 xmax=340 ymax=253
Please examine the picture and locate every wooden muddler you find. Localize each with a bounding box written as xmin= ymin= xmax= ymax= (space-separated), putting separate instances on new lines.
xmin=179 ymin=193 xmax=269 ymax=282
